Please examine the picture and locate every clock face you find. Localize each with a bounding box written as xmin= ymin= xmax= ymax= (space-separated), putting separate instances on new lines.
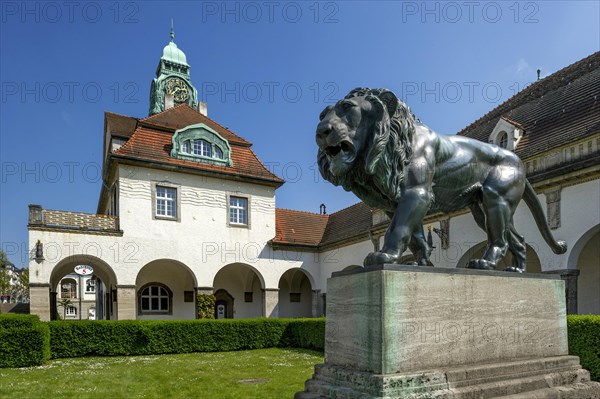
xmin=166 ymin=78 xmax=190 ymax=102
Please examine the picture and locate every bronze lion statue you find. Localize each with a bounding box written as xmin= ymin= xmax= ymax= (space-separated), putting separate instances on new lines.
xmin=316 ymin=88 xmax=567 ymax=272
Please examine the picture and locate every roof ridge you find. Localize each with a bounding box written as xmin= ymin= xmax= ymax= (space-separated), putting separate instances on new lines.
xmin=329 ymin=201 xmax=371 ymax=216
xmin=195 ymin=109 xmax=252 ymax=146
xmin=139 ymin=102 xmax=189 ymax=122
xmin=140 ymin=103 xmax=252 ymax=146
xmin=457 ymin=51 xmax=600 ymax=135
xmin=105 ymin=110 xmax=139 ymax=120
xmin=276 ymin=208 xmax=327 ymax=217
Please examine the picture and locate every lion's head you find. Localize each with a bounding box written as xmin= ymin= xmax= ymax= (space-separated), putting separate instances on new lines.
xmin=316 ymin=88 xmax=416 ymax=204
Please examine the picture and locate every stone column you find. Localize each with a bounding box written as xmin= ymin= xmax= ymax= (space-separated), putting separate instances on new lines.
xmin=544 ymin=269 xmax=580 ymax=314
xmin=262 ymin=288 xmax=279 ymax=318
xmin=29 ymin=283 xmax=51 ymax=321
xmin=116 ymin=285 xmax=136 ymax=320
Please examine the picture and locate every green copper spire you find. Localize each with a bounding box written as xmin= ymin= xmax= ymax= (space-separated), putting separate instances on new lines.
xmin=149 ymin=23 xmax=199 ymax=115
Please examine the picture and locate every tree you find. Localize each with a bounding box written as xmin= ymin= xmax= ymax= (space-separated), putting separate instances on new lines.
xmin=58 ymin=298 xmax=74 ymax=320
xmin=15 ymin=268 xmax=29 ymax=303
xmin=0 ymin=250 xmax=7 ymax=267
xmin=0 ymin=251 xmax=10 ymax=302
xmin=0 ymin=269 xmax=10 ymax=303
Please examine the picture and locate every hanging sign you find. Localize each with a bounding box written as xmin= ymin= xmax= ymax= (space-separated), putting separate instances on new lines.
xmin=74 ymin=265 xmax=94 ymax=275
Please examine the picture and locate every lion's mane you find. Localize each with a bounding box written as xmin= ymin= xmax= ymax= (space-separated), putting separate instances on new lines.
xmin=318 ymin=88 xmax=416 ymax=205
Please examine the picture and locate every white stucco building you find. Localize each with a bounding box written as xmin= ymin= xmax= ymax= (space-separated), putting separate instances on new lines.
xmin=27 ymin=39 xmax=599 ymax=321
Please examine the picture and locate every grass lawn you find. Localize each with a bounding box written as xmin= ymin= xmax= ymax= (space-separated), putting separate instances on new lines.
xmin=0 ymin=348 xmax=323 ymax=399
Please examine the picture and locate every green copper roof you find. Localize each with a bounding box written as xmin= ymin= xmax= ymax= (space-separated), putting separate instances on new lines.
xmin=161 ymin=41 xmax=189 ymax=66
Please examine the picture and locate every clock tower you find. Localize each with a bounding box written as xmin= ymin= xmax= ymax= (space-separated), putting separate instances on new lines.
xmin=149 ymin=26 xmax=204 ymax=115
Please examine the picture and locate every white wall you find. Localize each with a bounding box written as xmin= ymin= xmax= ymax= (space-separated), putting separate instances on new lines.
xmin=29 ymin=161 xmax=599 ymax=318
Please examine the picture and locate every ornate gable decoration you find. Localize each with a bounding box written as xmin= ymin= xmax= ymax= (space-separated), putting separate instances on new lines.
xmin=171 ymin=123 xmax=232 ymax=166
xmin=489 ymin=116 xmax=524 ymax=151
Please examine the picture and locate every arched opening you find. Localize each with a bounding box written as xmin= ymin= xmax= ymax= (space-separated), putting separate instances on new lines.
xmin=278 ymin=269 xmax=315 ymax=318
xmin=214 ymin=289 xmax=234 ymax=319
xmin=50 ymin=255 xmax=118 ymax=321
xmin=456 ymin=242 xmax=542 ymax=272
xmin=571 ymin=226 xmax=600 ymax=314
xmin=136 ymin=259 xmax=196 ymax=320
xmin=212 ymin=263 xmax=264 ymax=319
xmin=497 ymin=131 xmax=508 ymax=148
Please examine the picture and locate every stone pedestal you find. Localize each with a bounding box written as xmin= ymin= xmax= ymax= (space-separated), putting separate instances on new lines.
xmin=296 ymin=265 xmax=600 ymax=398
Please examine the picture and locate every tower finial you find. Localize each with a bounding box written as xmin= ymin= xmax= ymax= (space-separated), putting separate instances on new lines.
xmin=170 ymin=19 xmax=174 ymax=41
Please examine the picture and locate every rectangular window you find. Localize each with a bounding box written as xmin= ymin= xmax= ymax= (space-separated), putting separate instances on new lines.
xmin=290 ymin=293 xmax=301 ymax=303
xmin=85 ymin=279 xmax=95 ymax=293
xmin=156 ymin=186 xmax=176 ymax=217
xmin=229 ymin=196 xmax=248 ymax=226
xmin=184 ymin=291 xmax=194 ymax=302
xmin=244 ymin=292 xmax=253 ymax=303
xmin=66 ymin=306 xmax=77 ymax=316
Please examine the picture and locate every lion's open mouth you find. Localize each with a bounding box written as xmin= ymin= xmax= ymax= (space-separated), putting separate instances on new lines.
xmin=325 ymin=141 xmax=354 ymax=159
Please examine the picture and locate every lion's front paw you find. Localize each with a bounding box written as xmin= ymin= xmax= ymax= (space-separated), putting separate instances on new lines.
xmin=466 ymin=259 xmax=496 ymax=270
xmin=364 ymin=251 xmax=399 ymax=268
xmin=503 ymin=266 xmax=524 ymax=273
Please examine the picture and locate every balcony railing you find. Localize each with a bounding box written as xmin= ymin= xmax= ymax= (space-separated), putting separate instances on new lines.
xmin=28 ymin=205 xmax=120 ymax=233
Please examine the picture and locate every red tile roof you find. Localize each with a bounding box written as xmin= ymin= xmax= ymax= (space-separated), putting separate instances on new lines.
xmin=273 ymin=209 xmax=329 ymax=246
xmin=110 ymin=104 xmax=283 ymax=186
xmin=141 ymin=104 xmax=251 ymax=146
xmin=273 ymin=202 xmax=373 ymax=247
xmin=105 ymin=112 xmax=138 ymax=138
xmin=320 ymin=202 xmax=373 ymax=245
xmin=458 ymin=52 xmax=600 ymax=160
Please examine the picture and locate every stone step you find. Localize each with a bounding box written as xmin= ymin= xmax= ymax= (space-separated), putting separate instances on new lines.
xmin=495 ymin=382 xmax=600 ymax=399
xmin=447 ymin=369 xmax=591 ymax=399
xmin=445 ymin=356 xmax=583 ymax=387
xmin=297 ymin=357 xmax=600 ymax=399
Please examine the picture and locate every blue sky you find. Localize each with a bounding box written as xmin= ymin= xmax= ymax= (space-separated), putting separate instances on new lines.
xmin=1 ymin=1 xmax=598 ymax=267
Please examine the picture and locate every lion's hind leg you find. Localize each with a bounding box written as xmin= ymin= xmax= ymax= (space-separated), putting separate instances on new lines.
xmin=505 ymin=224 xmax=526 ymax=273
xmin=467 ymin=184 xmax=518 ymax=271
xmin=408 ymin=229 xmax=431 ymax=266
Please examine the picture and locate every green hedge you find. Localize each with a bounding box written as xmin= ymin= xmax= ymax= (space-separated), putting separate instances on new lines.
xmin=49 ymin=318 xmax=325 ymax=359
xmin=0 ymin=313 xmax=42 ymax=329
xmin=568 ymin=315 xmax=600 ymax=381
xmin=0 ymin=314 xmax=50 ymax=368
xmin=282 ymin=318 xmax=325 ymax=350
xmin=4 ymin=314 xmax=597 ymax=379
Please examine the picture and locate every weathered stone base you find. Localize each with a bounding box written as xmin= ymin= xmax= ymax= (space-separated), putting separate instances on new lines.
xmin=295 ymin=266 xmax=600 ymax=398
xmin=296 ymin=355 xmax=600 ymax=398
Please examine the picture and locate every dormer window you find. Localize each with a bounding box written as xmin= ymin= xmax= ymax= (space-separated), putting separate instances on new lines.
xmin=171 ymin=123 xmax=232 ymax=166
xmin=489 ymin=117 xmax=524 ymax=152
xmin=180 ymin=139 xmax=226 ymax=159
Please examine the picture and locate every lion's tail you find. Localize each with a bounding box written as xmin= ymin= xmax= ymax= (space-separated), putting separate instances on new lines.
xmin=523 ymin=180 xmax=567 ymax=254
